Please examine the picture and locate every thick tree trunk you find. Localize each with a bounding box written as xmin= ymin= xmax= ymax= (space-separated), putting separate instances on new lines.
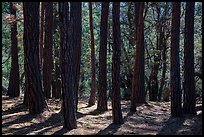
xmin=112 ymin=2 xmax=123 ymax=124
xmin=70 ymin=2 xmax=82 ymax=112
xmin=183 ymin=2 xmax=196 ymax=114
xmin=170 ymin=2 xmax=183 ymax=117
xmin=97 ymin=2 xmax=109 ymax=111
xmin=59 ymin=2 xmax=77 ymax=130
xmin=23 ymin=2 xmax=48 ymax=114
xmin=88 ymin=2 xmax=96 ymax=106
xmin=131 ymin=2 xmax=145 ymax=112
xmin=7 ymin=2 xmax=20 ymax=98
xmin=43 ymin=2 xmax=53 ymax=99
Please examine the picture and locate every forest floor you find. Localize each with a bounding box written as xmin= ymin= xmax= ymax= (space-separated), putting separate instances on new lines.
xmin=2 ymin=92 xmax=202 ymax=135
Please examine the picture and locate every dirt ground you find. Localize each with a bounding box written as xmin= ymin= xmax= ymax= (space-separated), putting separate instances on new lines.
xmin=2 ymin=93 xmax=202 ymax=135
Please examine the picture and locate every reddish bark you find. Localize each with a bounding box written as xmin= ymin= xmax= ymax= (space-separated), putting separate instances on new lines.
xmin=97 ymin=2 xmax=110 ymax=111
xmin=130 ymin=2 xmax=145 ymax=112
xmin=7 ymin=2 xmax=20 ymax=98
xmin=88 ymin=2 xmax=96 ymax=106
xmin=112 ymin=2 xmax=123 ymax=124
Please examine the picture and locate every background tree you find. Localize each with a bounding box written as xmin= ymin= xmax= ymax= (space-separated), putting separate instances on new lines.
xmin=170 ymin=2 xmax=182 ymax=117
xmin=88 ymin=2 xmax=97 ymax=106
xmin=157 ymin=2 xmax=170 ymax=102
xmin=97 ymin=2 xmax=110 ymax=111
xmin=52 ymin=3 xmax=62 ymax=99
xmin=23 ymin=2 xmax=47 ymax=114
xmin=183 ymin=2 xmax=196 ymax=114
xmin=148 ymin=3 xmax=162 ymax=101
xmin=43 ymin=2 xmax=53 ymax=99
xmin=39 ymin=2 xmax=44 ymax=67
xmin=7 ymin=2 xmax=20 ymax=97
xmin=112 ymin=2 xmax=123 ymax=124
xmin=59 ymin=2 xmax=77 ymax=130
xmin=130 ymin=2 xmax=145 ymax=112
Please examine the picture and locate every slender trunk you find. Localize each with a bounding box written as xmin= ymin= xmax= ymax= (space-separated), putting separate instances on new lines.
xmin=158 ymin=38 xmax=167 ymax=101
xmin=88 ymin=2 xmax=96 ymax=106
xmin=158 ymin=2 xmax=169 ymax=102
xmin=39 ymin=2 xmax=44 ymax=67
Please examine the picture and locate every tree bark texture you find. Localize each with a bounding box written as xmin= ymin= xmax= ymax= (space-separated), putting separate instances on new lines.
xmin=97 ymin=2 xmax=109 ymax=111
xmin=183 ymin=2 xmax=196 ymax=114
xmin=39 ymin=2 xmax=44 ymax=67
xmin=70 ymin=2 xmax=82 ymax=112
xmin=170 ymin=2 xmax=183 ymax=117
xmin=88 ymin=2 xmax=96 ymax=106
xmin=43 ymin=2 xmax=53 ymax=99
xmin=131 ymin=2 xmax=145 ymax=112
xmin=23 ymin=2 xmax=47 ymax=114
xmin=59 ymin=2 xmax=77 ymax=130
xmin=112 ymin=2 xmax=124 ymax=124
xmin=7 ymin=2 xmax=20 ymax=98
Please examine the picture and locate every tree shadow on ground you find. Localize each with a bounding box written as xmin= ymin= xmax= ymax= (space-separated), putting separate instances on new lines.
xmin=157 ymin=113 xmax=202 ymax=135
xmin=3 ymin=111 xmax=63 ymax=135
xmin=86 ymin=109 xmax=108 ymax=115
xmin=2 ymin=103 xmax=27 ymax=115
xmin=96 ymin=111 xmax=134 ymax=135
xmin=52 ymin=127 xmax=70 ymax=135
xmin=157 ymin=116 xmax=185 ymax=135
xmin=76 ymin=111 xmax=87 ymax=119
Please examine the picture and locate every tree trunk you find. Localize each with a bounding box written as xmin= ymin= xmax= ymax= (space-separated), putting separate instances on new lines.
xmin=23 ymin=69 xmax=29 ymax=107
xmin=127 ymin=2 xmax=135 ymax=48
xmin=39 ymin=2 xmax=44 ymax=67
xmin=134 ymin=2 xmax=140 ymax=41
xmin=149 ymin=68 xmax=159 ymax=101
xmin=97 ymin=2 xmax=110 ymax=111
xmin=43 ymin=2 xmax=53 ymax=99
xmin=158 ymin=37 xmax=167 ymax=101
xmin=7 ymin=2 xmax=20 ymax=98
xmin=112 ymin=2 xmax=123 ymax=124
xmin=70 ymin=2 xmax=82 ymax=112
xmin=59 ymin=2 xmax=77 ymax=130
xmin=130 ymin=2 xmax=145 ymax=112
xmin=170 ymin=2 xmax=183 ymax=117
xmin=23 ymin=2 xmax=48 ymax=114
xmin=158 ymin=3 xmax=169 ymax=102
xmin=183 ymin=2 xmax=196 ymax=114
xmin=88 ymin=2 xmax=96 ymax=106
xmin=52 ymin=8 xmax=61 ymax=99
xmin=149 ymin=4 xmax=163 ymax=102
